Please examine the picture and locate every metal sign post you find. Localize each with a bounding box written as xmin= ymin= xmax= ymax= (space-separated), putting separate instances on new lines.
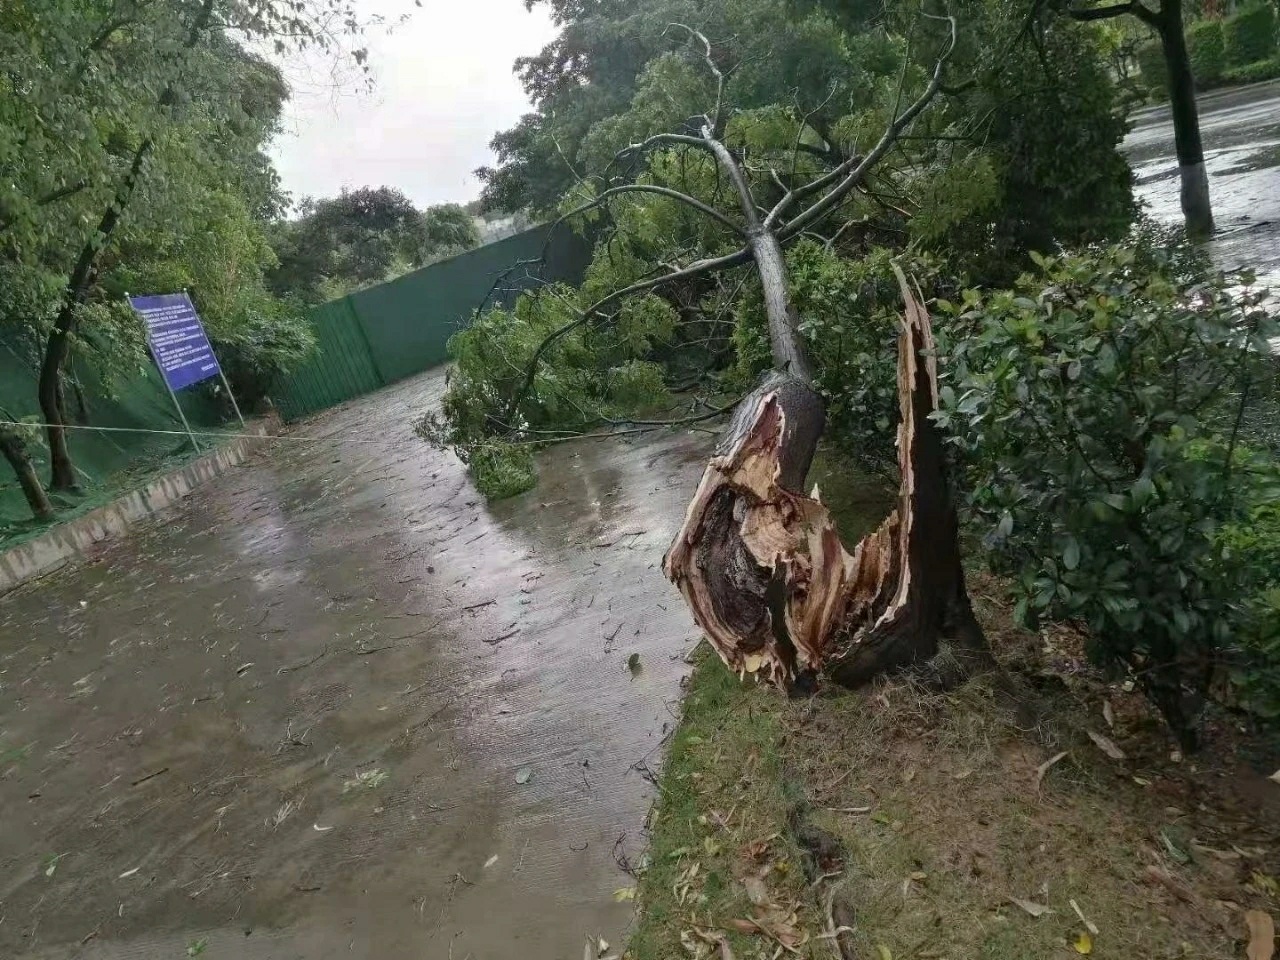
xmin=127 ymin=291 xmax=243 ymax=444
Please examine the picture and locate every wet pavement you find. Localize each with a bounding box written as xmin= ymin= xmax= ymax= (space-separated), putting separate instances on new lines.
xmin=1125 ymin=80 xmax=1280 ymax=288
xmin=0 ymin=368 xmax=713 ymax=958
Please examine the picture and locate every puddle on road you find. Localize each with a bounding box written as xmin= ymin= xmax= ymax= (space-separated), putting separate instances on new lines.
xmin=1124 ymin=85 xmax=1280 ymax=292
xmin=0 ymin=369 xmax=712 ymax=959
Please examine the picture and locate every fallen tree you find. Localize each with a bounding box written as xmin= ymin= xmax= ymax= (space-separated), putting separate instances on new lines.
xmin=461 ymin=18 xmax=993 ymax=687
xmin=664 ymin=266 xmax=988 ymax=690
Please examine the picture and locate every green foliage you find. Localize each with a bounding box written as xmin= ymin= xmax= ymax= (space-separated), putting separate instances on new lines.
xmin=934 ymin=240 xmax=1279 ymax=739
xmin=0 ymin=0 xmax=358 ymax=496
xmin=1222 ymin=55 xmax=1280 ymax=84
xmin=207 ymin=302 xmax=317 ymax=410
xmin=1214 ymin=480 xmax=1280 ymax=719
xmin=1223 ymin=4 xmax=1277 ymax=67
xmin=1186 ymin=19 xmax=1227 ymax=86
xmin=269 ymin=189 xmax=480 ymax=305
xmin=1135 ymin=39 xmax=1168 ymax=94
xmin=467 ymin=442 xmax=538 ymax=501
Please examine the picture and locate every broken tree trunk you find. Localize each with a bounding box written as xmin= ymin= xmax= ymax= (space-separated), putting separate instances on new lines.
xmin=663 ymin=266 xmax=987 ymax=690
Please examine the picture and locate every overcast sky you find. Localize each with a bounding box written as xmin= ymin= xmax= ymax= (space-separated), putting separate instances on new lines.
xmin=270 ymin=0 xmax=559 ymax=211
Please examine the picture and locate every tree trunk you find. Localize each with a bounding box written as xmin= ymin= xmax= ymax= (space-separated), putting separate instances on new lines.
xmin=1159 ymin=0 xmax=1214 ymax=238
xmin=664 ymin=267 xmax=987 ymax=690
xmin=38 ymin=138 xmax=152 ymax=491
xmin=0 ymin=435 xmax=55 ymax=520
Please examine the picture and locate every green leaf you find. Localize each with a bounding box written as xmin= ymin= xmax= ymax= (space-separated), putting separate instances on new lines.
xmin=1063 ymin=537 xmax=1080 ymax=571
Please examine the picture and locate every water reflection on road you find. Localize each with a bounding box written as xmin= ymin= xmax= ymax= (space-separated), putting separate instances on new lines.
xmin=1124 ymin=80 xmax=1280 ymax=290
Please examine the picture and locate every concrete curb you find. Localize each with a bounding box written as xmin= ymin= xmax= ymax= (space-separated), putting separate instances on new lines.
xmin=0 ymin=418 xmax=277 ymax=596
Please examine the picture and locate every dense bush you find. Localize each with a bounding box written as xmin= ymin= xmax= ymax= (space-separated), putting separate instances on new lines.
xmin=934 ymin=241 xmax=1279 ymax=744
xmin=1224 ymin=4 xmax=1278 ymax=66
xmin=1135 ymin=39 xmax=1168 ymax=93
xmin=1187 ymin=20 xmax=1227 ymax=86
xmin=1223 ymin=55 xmax=1280 ymax=84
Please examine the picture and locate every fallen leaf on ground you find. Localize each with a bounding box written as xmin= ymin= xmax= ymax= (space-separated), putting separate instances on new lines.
xmin=876 ymin=946 xmax=893 ymax=960
xmin=483 ymin=854 xmax=498 ymax=868
xmin=1086 ymin=730 xmax=1126 ymax=760
xmin=612 ymin=886 xmax=635 ymax=902
xmin=1245 ymin=909 xmax=1275 ymax=960
xmin=1160 ymin=829 xmax=1192 ymax=865
xmin=515 ymin=766 xmax=532 ymax=784
xmin=627 ymin=653 xmax=641 ymax=675
xmin=1102 ymin=700 xmax=1115 ymax=728
xmin=1034 ymin=751 xmax=1069 ymax=792
xmin=1070 ymin=898 xmax=1099 ymax=935
xmin=743 ymin=876 xmax=769 ymax=906
xmin=1073 ymin=930 xmax=1093 ymax=954
xmin=1009 ymin=897 xmax=1052 ymax=918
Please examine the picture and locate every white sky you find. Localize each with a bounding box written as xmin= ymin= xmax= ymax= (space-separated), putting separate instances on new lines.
xmin=270 ymin=0 xmax=559 ymax=210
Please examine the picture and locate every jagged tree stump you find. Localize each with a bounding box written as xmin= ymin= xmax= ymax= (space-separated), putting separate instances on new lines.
xmin=664 ymin=267 xmax=986 ymax=690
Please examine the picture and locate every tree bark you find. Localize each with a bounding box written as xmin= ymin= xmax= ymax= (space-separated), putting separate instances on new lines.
xmin=38 ymin=138 xmax=152 ymax=491
xmin=664 ymin=268 xmax=987 ymax=690
xmin=1159 ymin=0 xmax=1214 ymax=238
xmin=0 ymin=435 xmax=55 ymax=520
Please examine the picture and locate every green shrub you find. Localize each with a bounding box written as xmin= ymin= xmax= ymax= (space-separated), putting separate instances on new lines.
xmin=1136 ymin=39 xmax=1168 ymax=94
xmin=1222 ymin=55 xmax=1280 ymax=84
xmin=1224 ymin=4 xmax=1277 ymax=66
xmin=1187 ymin=20 xmax=1227 ymax=86
xmin=213 ymin=301 xmax=317 ymax=410
xmin=1215 ymin=485 xmax=1280 ymax=719
xmin=934 ymin=240 xmax=1279 ymax=744
xmin=467 ymin=441 xmax=537 ymax=501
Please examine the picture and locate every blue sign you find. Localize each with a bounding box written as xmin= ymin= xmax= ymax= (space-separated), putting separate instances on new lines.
xmin=129 ymin=293 xmax=222 ymax=392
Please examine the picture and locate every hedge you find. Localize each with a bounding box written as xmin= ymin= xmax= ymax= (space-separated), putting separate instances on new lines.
xmin=1187 ymin=19 xmax=1227 ymax=86
xmin=1222 ymin=54 xmax=1280 ymax=84
xmin=1224 ymin=5 xmax=1278 ymax=67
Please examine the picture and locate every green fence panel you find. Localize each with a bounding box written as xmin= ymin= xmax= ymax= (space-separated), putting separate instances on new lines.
xmin=271 ymin=222 xmax=592 ymax=421
xmin=347 ymin=223 xmax=592 ymax=385
xmin=272 ymin=296 xmax=384 ymax=421
xmin=1 ymin=331 xmax=223 ymax=525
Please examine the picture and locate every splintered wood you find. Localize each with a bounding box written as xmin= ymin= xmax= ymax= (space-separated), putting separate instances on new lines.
xmin=664 ymin=268 xmax=966 ymax=688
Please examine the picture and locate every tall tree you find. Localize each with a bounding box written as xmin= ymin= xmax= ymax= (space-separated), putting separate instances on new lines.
xmin=1 ymin=0 xmax=368 ymax=491
xmin=1064 ymin=0 xmax=1214 ymax=237
xmin=269 ymin=190 xmax=481 ymax=303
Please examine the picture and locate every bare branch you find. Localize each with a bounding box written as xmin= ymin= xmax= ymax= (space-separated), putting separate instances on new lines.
xmin=666 ymin=22 xmax=725 ymax=134
xmin=1067 ymin=1 xmax=1148 ymax=21
xmin=699 ymin=126 xmax=761 ymax=230
xmin=777 ymin=15 xmax=959 ymax=239
xmin=501 ymin=245 xmax=754 ymax=423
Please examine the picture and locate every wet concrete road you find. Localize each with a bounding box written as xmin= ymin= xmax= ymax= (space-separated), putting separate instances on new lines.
xmin=1125 ymin=80 xmax=1280 ymax=288
xmin=0 ymin=369 xmax=712 ymax=958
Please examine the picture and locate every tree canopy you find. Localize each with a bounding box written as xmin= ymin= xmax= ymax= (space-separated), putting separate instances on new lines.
xmin=268 ymin=189 xmax=481 ymax=304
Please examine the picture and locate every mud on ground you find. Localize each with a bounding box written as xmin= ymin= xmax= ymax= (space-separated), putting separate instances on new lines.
xmin=0 ymin=368 xmax=712 ymax=959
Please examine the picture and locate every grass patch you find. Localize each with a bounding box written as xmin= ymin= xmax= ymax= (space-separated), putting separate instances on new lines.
xmin=628 ymin=650 xmax=821 ymax=960
xmin=628 ymin=609 xmax=1280 ymax=959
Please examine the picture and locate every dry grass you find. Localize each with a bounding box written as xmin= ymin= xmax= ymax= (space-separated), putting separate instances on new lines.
xmin=627 ymin=603 xmax=1280 ymax=960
